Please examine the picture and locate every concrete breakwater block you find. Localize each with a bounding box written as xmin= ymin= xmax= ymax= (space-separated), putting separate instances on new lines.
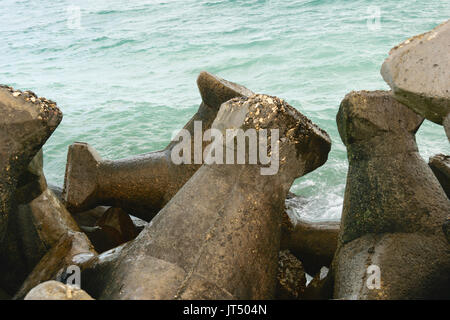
xmin=81 ymin=94 xmax=331 ymax=299
xmin=332 ymin=90 xmax=450 ymax=299
xmin=0 ymin=86 xmax=62 ymax=245
xmin=381 ymin=19 xmax=450 ymax=140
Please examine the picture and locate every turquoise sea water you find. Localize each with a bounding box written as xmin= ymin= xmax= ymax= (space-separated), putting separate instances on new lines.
xmin=1 ymin=0 xmax=449 ymax=221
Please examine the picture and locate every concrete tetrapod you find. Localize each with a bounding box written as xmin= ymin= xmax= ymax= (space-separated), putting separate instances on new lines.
xmin=81 ymin=94 xmax=331 ymax=299
xmin=62 ymin=72 xmax=253 ymax=220
xmin=0 ymin=150 xmax=84 ymax=295
xmin=0 ymin=86 xmax=62 ymax=245
xmin=332 ymin=91 xmax=450 ymax=299
xmin=381 ymin=20 xmax=450 ymax=141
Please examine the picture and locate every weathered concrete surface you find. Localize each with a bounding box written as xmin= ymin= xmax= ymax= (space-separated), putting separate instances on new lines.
xmin=14 ymin=231 xmax=96 ymax=300
xmin=82 ymin=207 xmax=139 ymax=253
xmin=281 ymin=197 xmax=339 ymax=275
xmin=71 ymin=207 xmax=109 ymax=229
xmin=24 ymin=281 xmax=94 ymax=300
xmin=429 ymin=154 xmax=450 ymax=198
xmin=275 ymin=250 xmax=306 ymax=300
xmin=50 ymin=183 xmax=144 ymax=250
xmin=0 ymin=151 xmax=47 ymax=294
xmin=444 ymin=217 xmax=450 ymax=243
xmin=18 ymin=189 xmax=80 ymax=248
xmin=0 ymin=189 xmax=81 ymax=295
xmin=130 ymin=214 xmax=147 ymax=232
xmin=51 ymin=184 xmax=146 ymax=232
xmin=82 ymin=94 xmax=331 ymax=300
xmin=62 ymin=72 xmax=254 ymax=220
xmin=14 ymin=149 xmax=47 ymax=203
xmin=96 ymin=207 xmax=138 ymax=241
xmin=381 ymin=20 xmax=450 ymax=127
xmin=0 ymin=86 xmax=62 ymax=244
xmin=333 ymin=91 xmax=450 ymax=299
xmin=0 ymin=150 xmax=83 ymax=296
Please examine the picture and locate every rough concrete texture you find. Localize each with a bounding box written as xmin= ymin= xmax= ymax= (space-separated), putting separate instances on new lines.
xmin=0 ymin=151 xmax=47 ymax=294
xmin=333 ymin=90 xmax=450 ymax=299
xmin=24 ymin=281 xmax=94 ymax=300
xmin=14 ymin=149 xmax=47 ymax=203
xmin=82 ymin=207 xmax=139 ymax=253
xmin=81 ymin=94 xmax=331 ymax=300
xmin=275 ymin=250 xmax=306 ymax=300
xmin=0 ymin=189 xmax=81 ymax=295
xmin=0 ymin=86 xmax=62 ymax=244
xmin=62 ymin=71 xmax=254 ymax=220
xmin=0 ymin=149 xmax=83 ymax=296
xmin=14 ymin=231 xmax=96 ymax=300
xmin=48 ymin=185 xmax=148 ymax=240
xmin=444 ymin=217 xmax=450 ymax=243
xmin=429 ymin=154 xmax=450 ymax=198
xmin=381 ymin=20 xmax=450 ymax=126
xmin=69 ymin=206 xmax=109 ymax=229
